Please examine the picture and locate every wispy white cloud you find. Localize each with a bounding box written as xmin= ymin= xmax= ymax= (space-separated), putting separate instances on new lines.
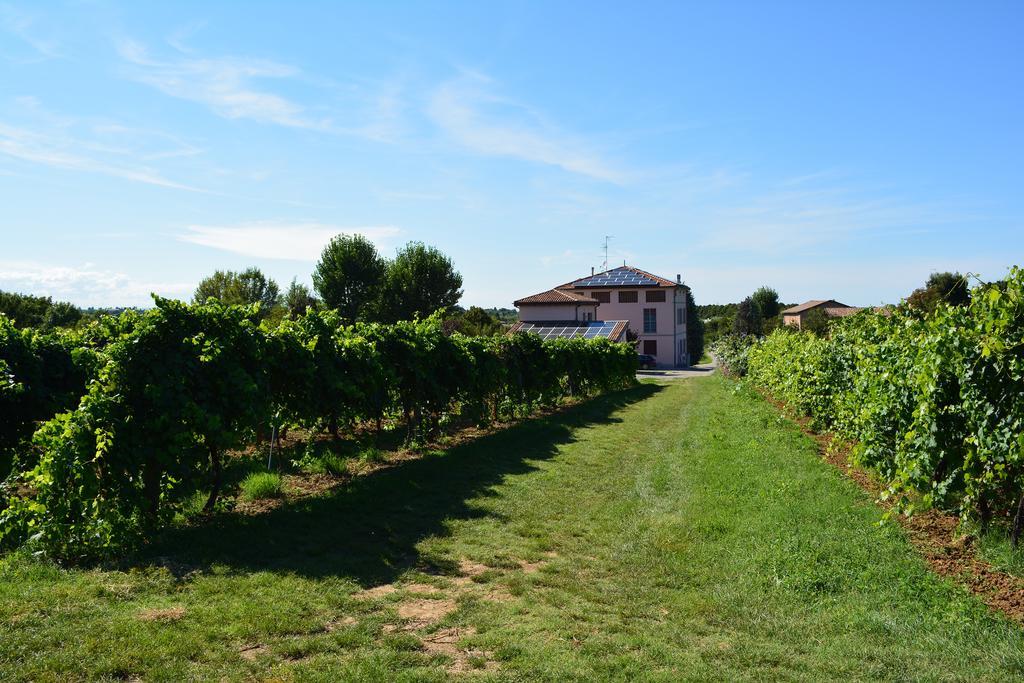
xmin=0 ymin=5 xmax=60 ymax=60
xmin=178 ymin=222 xmax=403 ymax=261
xmin=0 ymin=119 xmax=201 ymax=190
xmin=116 ymin=37 xmax=411 ymax=142
xmin=428 ymin=71 xmax=625 ymax=183
xmin=697 ymin=186 xmax=964 ymax=256
xmin=0 ymin=261 xmax=192 ymax=307
xmin=117 ymin=39 xmax=331 ymax=131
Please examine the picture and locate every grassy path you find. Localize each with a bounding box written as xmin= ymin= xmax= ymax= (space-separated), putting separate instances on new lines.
xmin=3 ymin=376 xmax=1024 ymax=680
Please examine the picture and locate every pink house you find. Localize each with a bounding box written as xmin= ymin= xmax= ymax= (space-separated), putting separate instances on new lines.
xmin=514 ymin=266 xmax=690 ymax=367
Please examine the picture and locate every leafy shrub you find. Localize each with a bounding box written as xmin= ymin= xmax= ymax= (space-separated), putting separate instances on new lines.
xmin=240 ymin=472 xmax=284 ymax=501
xmin=710 ymin=334 xmax=755 ymax=377
xmin=743 ymin=268 xmax=1024 ymax=542
xmin=0 ymin=317 xmax=97 ymax=479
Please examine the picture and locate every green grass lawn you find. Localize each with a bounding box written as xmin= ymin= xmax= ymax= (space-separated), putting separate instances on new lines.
xmin=2 ymin=376 xmax=1024 ymax=681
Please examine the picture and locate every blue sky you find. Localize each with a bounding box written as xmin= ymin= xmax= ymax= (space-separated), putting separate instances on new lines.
xmin=1 ymin=1 xmax=1021 ymax=307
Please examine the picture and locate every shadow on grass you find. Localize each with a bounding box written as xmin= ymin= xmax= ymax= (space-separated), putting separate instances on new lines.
xmin=139 ymin=383 xmax=662 ymax=586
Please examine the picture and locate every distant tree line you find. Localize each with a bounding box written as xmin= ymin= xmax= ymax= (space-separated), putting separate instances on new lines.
xmin=2 ymin=238 xmax=509 ymax=337
xmin=0 ymin=291 xmax=83 ymax=330
xmin=702 ymin=271 xmax=972 ymax=347
xmin=189 ymin=236 xmax=506 ymax=336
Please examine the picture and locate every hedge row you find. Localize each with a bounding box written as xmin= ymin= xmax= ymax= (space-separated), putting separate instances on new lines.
xmin=732 ymin=268 xmax=1024 ymax=542
xmin=0 ymin=317 xmax=98 ymax=480
xmin=0 ymin=299 xmax=637 ymax=560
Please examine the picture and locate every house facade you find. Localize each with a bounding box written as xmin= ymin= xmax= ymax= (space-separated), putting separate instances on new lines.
xmin=782 ymin=300 xmax=863 ymax=329
xmin=514 ymin=266 xmax=690 ymax=368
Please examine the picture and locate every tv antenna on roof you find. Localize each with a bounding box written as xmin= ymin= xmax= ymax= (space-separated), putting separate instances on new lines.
xmin=601 ymin=235 xmax=614 ymax=272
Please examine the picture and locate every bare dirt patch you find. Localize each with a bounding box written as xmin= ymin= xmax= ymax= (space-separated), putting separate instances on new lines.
xmin=759 ymin=390 xmax=1024 ymax=624
xmin=484 ymin=586 xmax=516 ymax=603
xmin=519 ymin=560 xmax=545 ymax=574
xmin=451 ymin=559 xmax=492 ymax=588
xmin=324 ymin=615 xmax=358 ymax=632
xmin=239 ymin=644 xmax=268 ymax=661
xmin=137 ymin=606 xmax=186 ymax=622
xmin=458 ymin=559 xmax=491 ymax=577
xmin=358 ymin=583 xmax=398 ymax=599
xmin=421 ymin=626 xmax=499 ymax=674
xmin=397 ymin=598 xmax=457 ymax=627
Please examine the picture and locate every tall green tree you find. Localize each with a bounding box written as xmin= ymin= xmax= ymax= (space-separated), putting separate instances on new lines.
xmin=380 ymin=241 xmax=463 ymax=321
xmin=907 ymin=271 xmax=970 ymax=313
xmin=284 ymin=278 xmax=317 ymax=316
xmin=447 ymin=306 xmax=503 ymax=336
xmin=733 ymin=297 xmax=762 ymax=336
xmin=313 ymin=234 xmax=386 ymax=324
xmin=193 ymin=268 xmax=281 ymax=318
xmin=751 ymin=286 xmax=781 ymax=323
xmin=684 ymin=286 xmax=705 ymax=364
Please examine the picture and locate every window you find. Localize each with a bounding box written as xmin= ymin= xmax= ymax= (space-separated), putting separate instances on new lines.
xmin=646 ymin=290 xmax=666 ymax=303
xmin=618 ymin=290 xmax=638 ymax=303
xmin=593 ymin=291 xmax=610 ymax=303
xmin=677 ymin=307 xmax=684 ymax=325
xmin=583 ymin=311 xmax=593 ymax=321
xmin=643 ymin=340 xmax=657 ymax=355
xmin=643 ymin=308 xmax=657 ymax=333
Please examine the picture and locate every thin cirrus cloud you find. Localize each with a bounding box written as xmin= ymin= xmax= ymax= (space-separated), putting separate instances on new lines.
xmin=696 ymin=187 xmax=962 ymax=256
xmin=179 ymin=223 xmax=403 ymax=261
xmin=427 ymin=71 xmax=626 ymax=183
xmin=0 ymin=118 xmax=201 ymax=191
xmin=0 ymin=5 xmax=60 ymax=60
xmin=117 ymin=39 xmax=332 ymax=131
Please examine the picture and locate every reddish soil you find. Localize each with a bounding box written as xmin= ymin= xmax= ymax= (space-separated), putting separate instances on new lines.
xmin=758 ymin=390 xmax=1024 ymax=624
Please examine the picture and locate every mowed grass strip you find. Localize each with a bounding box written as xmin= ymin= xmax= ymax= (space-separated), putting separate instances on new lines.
xmin=2 ymin=377 xmax=1024 ymax=681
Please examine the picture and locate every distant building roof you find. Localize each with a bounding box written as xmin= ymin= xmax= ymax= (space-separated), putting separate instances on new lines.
xmin=558 ymin=265 xmax=681 ymax=289
xmin=823 ymin=306 xmax=864 ymax=318
xmin=782 ymin=299 xmax=850 ymax=315
xmin=514 ymin=289 xmax=599 ymax=306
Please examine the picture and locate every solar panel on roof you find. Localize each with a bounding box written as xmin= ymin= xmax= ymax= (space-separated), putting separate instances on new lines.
xmin=513 ymin=320 xmax=624 ymax=341
xmin=572 ymin=267 xmax=660 ymax=288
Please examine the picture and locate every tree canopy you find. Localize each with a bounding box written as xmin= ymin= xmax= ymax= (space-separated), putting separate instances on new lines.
xmin=379 ymin=241 xmax=463 ymax=322
xmin=312 ymin=234 xmax=386 ymax=324
xmin=751 ymin=286 xmax=781 ymax=321
xmin=733 ymin=297 xmax=762 ymax=336
xmin=684 ymin=286 xmax=705 ymax=363
xmin=0 ymin=290 xmax=82 ymax=330
xmin=193 ymin=268 xmax=281 ymax=317
xmin=446 ymin=306 xmax=504 ymax=336
xmin=907 ymin=271 xmax=970 ymax=313
xmin=284 ymin=278 xmax=317 ymax=317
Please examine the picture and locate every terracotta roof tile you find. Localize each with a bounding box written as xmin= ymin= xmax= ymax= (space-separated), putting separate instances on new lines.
xmin=514 ymin=289 xmax=599 ymax=306
xmin=782 ymin=299 xmax=850 ymax=314
xmin=823 ymin=307 xmax=864 ymax=317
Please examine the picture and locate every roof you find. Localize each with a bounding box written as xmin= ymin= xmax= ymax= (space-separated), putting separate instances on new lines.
xmin=507 ymin=320 xmax=629 ymax=342
xmin=558 ymin=265 xmax=680 ymax=289
xmin=823 ymin=306 xmax=864 ymax=318
xmin=513 ymin=289 xmax=599 ymax=307
xmin=782 ymin=299 xmax=850 ymax=315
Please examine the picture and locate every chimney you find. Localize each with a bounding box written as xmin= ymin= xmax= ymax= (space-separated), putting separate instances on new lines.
xmin=591 ymin=266 xmax=595 ymax=275
xmin=676 ymin=274 xmax=681 ymax=284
